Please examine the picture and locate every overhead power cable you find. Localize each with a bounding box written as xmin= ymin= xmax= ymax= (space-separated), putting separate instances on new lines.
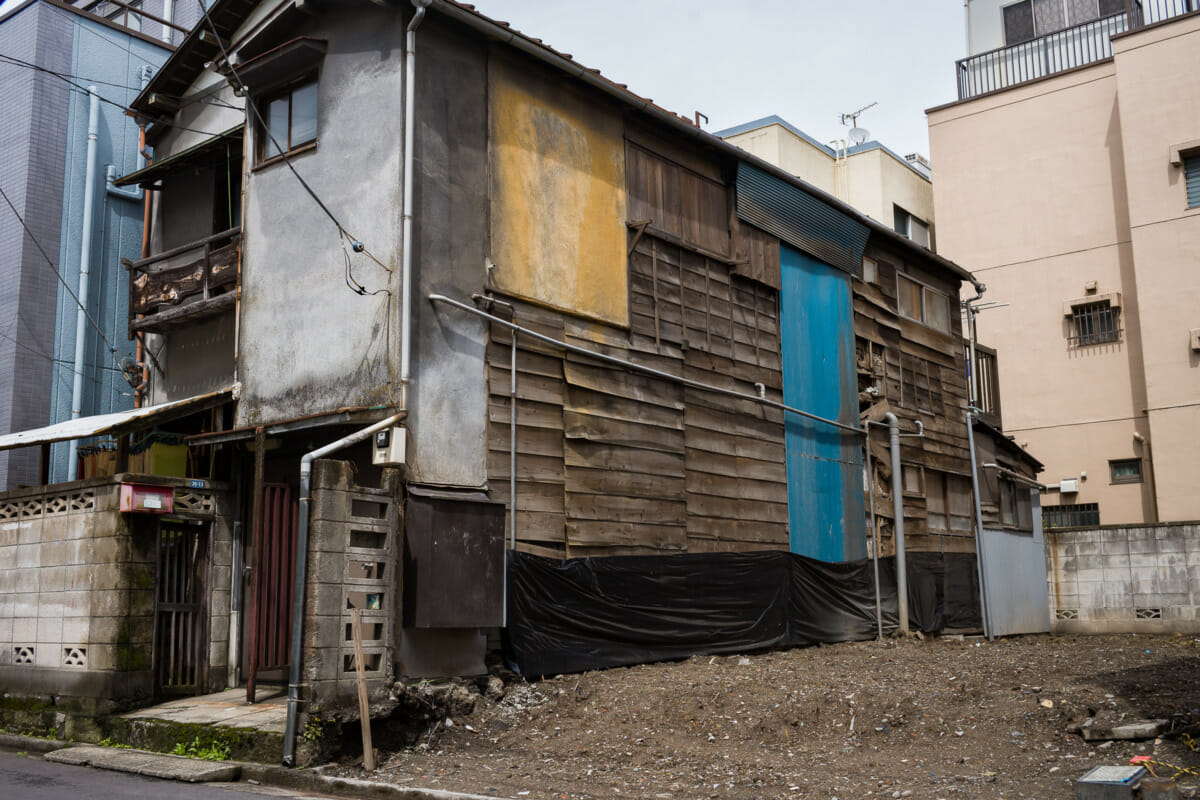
xmin=0 ymin=183 xmax=127 ymax=374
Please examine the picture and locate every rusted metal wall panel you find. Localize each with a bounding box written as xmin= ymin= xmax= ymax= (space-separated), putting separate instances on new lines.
xmin=488 ymin=54 xmax=628 ymax=327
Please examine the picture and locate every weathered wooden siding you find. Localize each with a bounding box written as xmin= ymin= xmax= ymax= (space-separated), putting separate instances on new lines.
xmin=856 ymin=243 xmax=975 ymax=555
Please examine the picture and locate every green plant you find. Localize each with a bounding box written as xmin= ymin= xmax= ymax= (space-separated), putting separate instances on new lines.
xmin=99 ymin=738 xmax=133 ymax=749
xmin=301 ymin=716 xmax=330 ymax=744
xmin=171 ymin=736 xmax=231 ymax=762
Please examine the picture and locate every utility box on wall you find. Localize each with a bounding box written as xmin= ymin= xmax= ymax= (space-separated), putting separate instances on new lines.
xmin=403 ymin=486 xmax=505 ymax=628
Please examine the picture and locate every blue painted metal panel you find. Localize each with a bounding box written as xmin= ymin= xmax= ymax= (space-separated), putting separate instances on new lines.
xmin=779 ymin=245 xmax=866 ymax=561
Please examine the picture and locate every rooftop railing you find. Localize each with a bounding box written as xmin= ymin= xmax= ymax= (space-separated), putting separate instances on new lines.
xmin=955 ymin=0 xmax=1198 ymax=100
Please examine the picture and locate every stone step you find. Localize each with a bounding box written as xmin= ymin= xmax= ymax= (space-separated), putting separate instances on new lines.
xmin=105 ymin=714 xmax=284 ymax=764
xmin=45 ymin=744 xmax=241 ymax=783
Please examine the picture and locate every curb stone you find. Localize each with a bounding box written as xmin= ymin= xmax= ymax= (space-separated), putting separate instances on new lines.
xmin=45 ymin=744 xmax=240 ymax=783
xmin=240 ymin=763 xmax=513 ymax=800
xmin=0 ymin=733 xmax=73 ymax=753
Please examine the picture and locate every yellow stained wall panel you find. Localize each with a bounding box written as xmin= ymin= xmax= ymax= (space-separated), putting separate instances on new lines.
xmin=489 ymin=57 xmax=628 ymax=327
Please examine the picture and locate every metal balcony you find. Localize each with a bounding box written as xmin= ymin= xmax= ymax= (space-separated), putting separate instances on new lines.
xmin=955 ymin=1 xmax=1198 ymax=100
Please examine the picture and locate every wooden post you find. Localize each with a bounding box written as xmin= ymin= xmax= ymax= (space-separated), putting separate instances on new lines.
xmin=351 ymin=608 xmax=375 ymax=771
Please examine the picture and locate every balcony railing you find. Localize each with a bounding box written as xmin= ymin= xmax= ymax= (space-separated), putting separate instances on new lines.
xmin=965 ymin=341 xmax=1002 ymax=428
xmin=124 ymin=227 xmax=240 ymax=336
xmin=956 ymin=1 xmax=1198 ymax=100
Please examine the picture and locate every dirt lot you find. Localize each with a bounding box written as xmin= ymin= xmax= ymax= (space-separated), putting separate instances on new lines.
xmin=334 ymin=633 xmax=1200 ymax=799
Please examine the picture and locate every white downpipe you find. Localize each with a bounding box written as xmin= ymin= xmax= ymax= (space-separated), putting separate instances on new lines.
xmin=884 ymin=412 xmax=908 ymax=634
xmin=399 ymin=0 xmax=430 ymax=410
xmin=67 ymin=88 xmax=101 ymax=482
xmin=161 ymin=0 xmax=174 ymax=44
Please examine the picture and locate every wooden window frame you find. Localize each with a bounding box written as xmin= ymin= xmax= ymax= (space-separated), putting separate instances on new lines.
xmin=901 ymin=464 xmax=925 ymax=497
xmin=255 ymin=74 xmax=319 ymax=166
xmin=926 ymin=470 xmax=975 ymax=536
xmin=896 ymin=272 xmax=952 ymax=334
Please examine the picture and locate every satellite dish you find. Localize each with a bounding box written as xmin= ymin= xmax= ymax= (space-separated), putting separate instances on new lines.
xmin=849 ymin=127 xmax=869 ymax=145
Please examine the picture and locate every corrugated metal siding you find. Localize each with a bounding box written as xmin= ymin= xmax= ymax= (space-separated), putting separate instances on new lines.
xmin=978 ymin=492 xmax=1050 ymax=636
xmin=779 ymin=246 xmax=866 ymax=561
xmin=1186 ymin=155 xmax=1200 ymax=208
xmin=736 ymin=163 xmax=870 ymax=278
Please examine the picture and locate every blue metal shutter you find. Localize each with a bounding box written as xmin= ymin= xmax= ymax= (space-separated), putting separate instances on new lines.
xmin=1186 ymin=155 xmax=1200 ymax=208
xmin=735 ymin=162 xmax=870 ymax=278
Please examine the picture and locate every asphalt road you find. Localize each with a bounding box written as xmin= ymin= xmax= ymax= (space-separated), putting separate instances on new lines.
xmin=0 ymin=750 xmax=334 ymax=800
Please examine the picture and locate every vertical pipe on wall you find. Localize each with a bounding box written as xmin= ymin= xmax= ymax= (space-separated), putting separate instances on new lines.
xmin=865 ymin=427 xmax=883 ymax=639
xmin=884 ymin=412 xmax=908 ymax=634
xmin=161 ymin=0 xmax=175 ymax=44
xmin=67 ymin=88 xmax=101 ymax=481
xmin=399 ymin=0 xmax=430 ymax=410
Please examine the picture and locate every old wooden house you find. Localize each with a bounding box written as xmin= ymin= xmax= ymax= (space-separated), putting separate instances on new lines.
xmin=0 ymin=0 xmax=1042 ymax=758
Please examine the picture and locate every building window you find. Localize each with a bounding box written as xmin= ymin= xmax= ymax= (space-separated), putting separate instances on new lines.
xmin=1003 ymin=1 xmax=1036 ymax=45
xmin=893 ymin=205 xmax=931 ymax=249
xmin=258 ymin=77 xmax=318 ymax=162
xmin=1109 ymin=458 xmax=1143 ymax=484
xmin=927 ymin=471 xmax=974 ymax=535
xmin=862 ymin=256 xmax=877 ymax=284
xmin=897 ymin=274 xmax=952 ymax=334
xmin=1043 ymin=502 xmax=1099 ymax=528
xmin=902 ymin=464 xmax=924 ymax=496
xmin=1068 ymin=301 xmax=1121 ymax=346
xmin=1185 ymin=154 xmax=1200 ymax=209
xmin=999 ymin=478 xmax=1033 ymax=529
xmin=897 ymin=352 xmax=944 ymax=415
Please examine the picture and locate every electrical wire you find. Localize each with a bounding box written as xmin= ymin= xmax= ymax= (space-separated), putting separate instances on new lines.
xmin=0 ymin=183 xmax=127 ymax=373
xmin=195 ymin=0 xmax=394 ymax=292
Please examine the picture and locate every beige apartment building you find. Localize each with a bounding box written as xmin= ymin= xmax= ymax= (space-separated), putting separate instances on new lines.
xmin=928 ymin=0 xmax=1200 ymax=525
xmin=718 ymin=116 xmax=937 ymax=249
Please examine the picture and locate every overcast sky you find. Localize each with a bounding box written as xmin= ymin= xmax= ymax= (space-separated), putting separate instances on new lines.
xmin=465 ymin=0 xmax=967 ymax=159
xmin=0 ymin=0 xmax=969 ymax=158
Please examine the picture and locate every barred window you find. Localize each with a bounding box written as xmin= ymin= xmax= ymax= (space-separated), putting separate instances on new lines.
xmin=1043 ymin=502 xmax=1099 ymax=528
xmin=1068 ymin=301 xmax=1120 ymax=347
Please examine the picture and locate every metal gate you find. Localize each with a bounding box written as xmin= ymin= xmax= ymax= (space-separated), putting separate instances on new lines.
xmin=246 ymin=483 xmax=297 ymax=702
xmin=154 ymin=521 xmax=210 ymax=696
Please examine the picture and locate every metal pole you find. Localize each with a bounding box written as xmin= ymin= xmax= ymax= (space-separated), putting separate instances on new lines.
xmin=966 ymin=411 xmax=992 ymax=640
xmin=399 ymin=1 xmax=429 ymax=409
xmin=865 ymin=427 xmax=883 ymax=639
xmin=68 ymin=88 xmax=100 ymax=481
xmin=885 ymin=412 xmax=908 ymax=635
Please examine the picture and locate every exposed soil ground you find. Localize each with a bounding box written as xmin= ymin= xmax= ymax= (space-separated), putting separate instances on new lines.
xmin=331 ymin=634 xmax=1200 ymax=799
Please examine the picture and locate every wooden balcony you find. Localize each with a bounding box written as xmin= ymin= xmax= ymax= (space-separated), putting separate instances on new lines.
xmin=125 ymin=227 xmax=240 ymax=336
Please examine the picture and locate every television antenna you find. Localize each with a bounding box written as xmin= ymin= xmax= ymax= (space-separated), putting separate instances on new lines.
xmin=840 ymin=101 xmax=877 ymax=145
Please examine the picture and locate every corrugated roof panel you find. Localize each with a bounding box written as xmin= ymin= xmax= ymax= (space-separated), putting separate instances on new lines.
xmin=735 ymin=162 xmax=869 ymax=278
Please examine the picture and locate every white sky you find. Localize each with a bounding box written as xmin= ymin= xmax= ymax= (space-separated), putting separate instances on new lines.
xmin=465 ymin=0 xmax=967 ymax=159
xmin=0 ymin=0 xmax=969 ymax=158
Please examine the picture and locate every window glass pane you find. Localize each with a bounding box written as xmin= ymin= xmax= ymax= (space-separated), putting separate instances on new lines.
xmin=1185 ymin=155 xmax=1200 ymax=208
xmin=1003 ymin=1 xmax=1036 ymax=44
xmin=999 ymin=480 xmax=1015 ymax=524
xmin=908 ymin=217 xmax=930 ymax=248
xmin=926 ymin=471 xmax=946 ymax=513
xmin=1066 ymin=0 xmax=1099 ymax=26
xmin=1016 ymin=489 xmax=1033 ymax=529
xmin=1110 ymin=459 xmax=1142 ymax=482
xmin=897 ymin=275 xmax=922 ymax=320
xmin=925 ymin=288 xmax=951 ymax=333
xmin=290 ymin=81 xmax=319 ymax=147
xmin=1033 ymin=0 xmax=1066 ymax=34
xmin=862 ymin=257 xmax=877 ymax=284
xmin=1098 ymin=0 xmax=1125 ymax=15
xmin=948 ymin=476 xmax=974 ymax=516
xmin=903 ymin=465 xmax=922 ymax=495
xmin=264 ymin=96 xmax=289 ymax=159
xmin=893 ymin=205 xmax=909 ymax=237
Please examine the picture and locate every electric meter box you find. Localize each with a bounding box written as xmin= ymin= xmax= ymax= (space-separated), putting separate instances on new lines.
xmin=372 ymin=426 xmax=408 ymax=466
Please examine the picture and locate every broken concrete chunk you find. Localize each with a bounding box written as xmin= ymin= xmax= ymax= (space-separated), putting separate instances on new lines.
xmin=1079 ymin=719 xmax=1170 ymax=741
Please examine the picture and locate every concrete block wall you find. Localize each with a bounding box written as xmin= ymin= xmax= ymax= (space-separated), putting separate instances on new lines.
xmin=0 ymin=476 xmax=233 ymax=729
xmin=303 ymin=460 xmax=400 ymax=714
xmin=1047 ymin=523 xmax=1200 ymax=633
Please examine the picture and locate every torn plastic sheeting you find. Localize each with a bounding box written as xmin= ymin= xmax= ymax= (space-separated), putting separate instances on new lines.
xmin=505 ymin=549 xmax=982 ymax=676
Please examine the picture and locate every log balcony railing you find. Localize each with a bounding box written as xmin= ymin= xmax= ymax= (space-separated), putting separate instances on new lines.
xmin=124 ymin=227 xmax=240 ymax=336
xmin=955 ymin=0 xmax=1198 ymax=100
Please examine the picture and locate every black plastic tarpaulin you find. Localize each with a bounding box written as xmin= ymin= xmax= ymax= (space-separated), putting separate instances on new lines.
xmin=504 ymin=549 xmax=982 ymax=676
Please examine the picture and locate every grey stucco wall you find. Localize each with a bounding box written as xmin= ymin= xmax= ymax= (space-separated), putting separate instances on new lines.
xmin=235 ymin=6 xmax=405 ymax=427
xmin=0 ymin=1 xmax=71 ymax=489
xmin=408 ymin=17 xmax=488 ymax=487
xmin=1047 ymin=522 xmax=1200 ymax=633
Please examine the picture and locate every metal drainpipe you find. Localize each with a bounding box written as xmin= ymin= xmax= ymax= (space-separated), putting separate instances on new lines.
xmin=864 ymin=422 xmax=883 ymax=639
xmin=161 ymin=0 xmax=174 ymax=44
xmin=399 ymin=0 xmax=430 ymax=410
xmin=966 ymin=410 xmax=992 ymax=640
xmin=282 ymin=413 xmax=405 ymax=767
xmin=67 ymin=88 xmax=101 ymax=481
xmin=884 ymin=412 xmax=909 ymax=634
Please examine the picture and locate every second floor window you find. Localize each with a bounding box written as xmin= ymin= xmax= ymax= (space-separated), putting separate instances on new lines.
xmin=259 ymin=78 xmax=318 ymax=162
xmin=897 ymin=273 xmax=952 ymax=334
